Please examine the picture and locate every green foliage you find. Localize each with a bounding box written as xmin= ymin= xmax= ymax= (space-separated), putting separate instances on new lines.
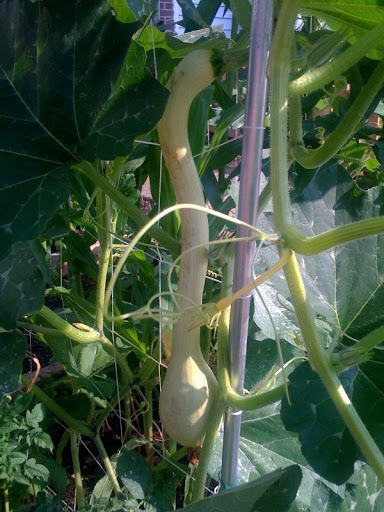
xmin=0 ymin=243 xmax=45 ymax=330
xmin=0 ymin=331 xmax=26 ymax=399
xmin=181 ymin=466 xmax=302 ymax=512
xmin=0 ymin=0 xmax=168 ymax=259
xmin=0 ymin=0 xmax=383 ymax=510
xmin=0 ymin=395 xmax=66 ymax=510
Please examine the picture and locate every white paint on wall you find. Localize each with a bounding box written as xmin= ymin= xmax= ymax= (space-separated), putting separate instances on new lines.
xmin=173 ymin=1 xmax=233 ymax=37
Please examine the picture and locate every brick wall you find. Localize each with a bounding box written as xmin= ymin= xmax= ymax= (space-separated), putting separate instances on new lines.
xmin=158 ymin=0 xmax=174 ymax=25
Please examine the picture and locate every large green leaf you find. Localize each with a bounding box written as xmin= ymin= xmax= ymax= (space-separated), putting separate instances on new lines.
xmin=108 ymin=0 xmax=137 ymax=23
xmin=301 ymin=1 xmax=384 ymax=30
xmin=253 ymin=164 xmax=384 ymax=346
xmin=0 ymin=242 xmax=44 ymax=330
xmin=77 ymin=39 xmax=169 ymax=160
xmin=0 ymin=331 xmax=26 ymax=400
xmin=281 ymin=363 xmax=360 ymax=484
xmin=208 ymin=338 xmax=321 ymax=511
xmin=117 ymin=447 xmax=153 ymax=500
xmin=251 ymin=164 xmax=384 ymax=490
xmin=176 ymin=0 xmax=209 ymax=29
xmin=181 ymin=466 xmax=302 ymax=512
xmin=184 ymin=0 xmax=223 ymax=32
xmin=281 ymin=361 xmax=384 ymax=485
xmin=210 ymin=375 xmax=384 ymax=510
xmin=0 ymin=0 xmax=168 ymax=256
xmin=230 ymin=0 xmax=252 ymax=32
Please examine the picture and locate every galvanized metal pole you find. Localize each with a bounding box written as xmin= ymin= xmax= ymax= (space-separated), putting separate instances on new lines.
xmin=221 ymin=0 xmax=273 ymax=489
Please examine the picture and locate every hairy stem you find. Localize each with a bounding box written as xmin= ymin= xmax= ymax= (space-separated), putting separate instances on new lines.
xmin=95 ymin=189 xmax=113 ymax=332
xmin=192 ymin=397 xmax=224 ymax=502
xmin=74 ymin=161 xmax=180 ymax=256
xmin=216 ymin=248 xmax=290 ymax=311
xmin=291 ymin=58 xmax=384 ymax=168
xmin=37 ymin=306 xmax=100 ymax=343
xmin=270 ymin=0 xmax=384 ymax=484
xmin=284 ymin=254 xmax=384 ymax=484
xmin=70 ymin=430 xmax=86 ymax=511
xmin=282 ymin=219 xmax=384 ymax=255
xmin=289 ymin=21 xmax=384 ymax=95
xmin=94 ymin=433 xmax=122 ymax=495
xmin=21 ymin=375 xmax=93 ymax=437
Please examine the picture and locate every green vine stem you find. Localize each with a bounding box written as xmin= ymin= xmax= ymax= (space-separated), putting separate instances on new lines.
xmin=36 ymin=305 xmax=134 ymax=384
xmin=93 ymin=383 xmax=132 ymax=432
xmin=21 ymin=375 xmax=94 ymax=437
xmin=143 ymin=386 xmax=154 ymax=466
xmin=17 ymin=322 xmax=62 ymax=335
xmin=290 ymin=57 xmax=384 ymax=168
xmin=332 ymin=325 xmax=384 ymax=369
xmin=3 ymin=488 xmax=9 ymax=512
xmin=284 ymin=253 xmax=384 ymax=484
xmin=268 ymin=2 xmax=384 ymax=254
xmin=217 ymin=292 xmax=285 ymax=411
xmin=73 ymin=161 xmax=180 ymax=256
xmin=95 ymin=188 xmax=113 ymax=332
xmin=94 ymin=433 xmax=122 ymax=495
xmin=192 ymin=396 xmax=225 ymax=502
xmin=282 ymin=219 xmax=384 ymax=255
xmin=37 ymin=305 xmax=100 ymax=342
xmin=70 ymin=430 xmax=86 ymax=511
xmin=270 ymin=0 xmax=384 ymax=484
xmin=289 ymin=21 xmax=384 ymax=95
xmin=56 ymin=430 xmax=70 ymax=465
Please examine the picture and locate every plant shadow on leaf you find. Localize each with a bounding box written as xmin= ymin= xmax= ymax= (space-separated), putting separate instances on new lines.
xmin=180 ymin=465 xmax=302 ymax=512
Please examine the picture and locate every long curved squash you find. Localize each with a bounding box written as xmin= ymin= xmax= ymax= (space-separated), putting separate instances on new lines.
xmin=157 ymin=49 xmax=223 ymax=446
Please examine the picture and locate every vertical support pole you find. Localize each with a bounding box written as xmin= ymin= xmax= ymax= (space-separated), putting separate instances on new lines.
xmin=221 ymin=0 xmax=273 ymax=489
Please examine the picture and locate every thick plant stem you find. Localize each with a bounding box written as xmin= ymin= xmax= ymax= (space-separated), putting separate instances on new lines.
xmin=270 ymin=0 xmax=384 ymax=485
xmin=3 ymin=488 xmax=9 ymax=512
xmin=144 ymin=386 xmax=154 ymax=466
xmin=270 ymin=2 xmax=384 ymax=253
xmin=38 ymin=305 xmax=134 ymax=385
xmin=192 ymin=397 xmax=224 ymax=502
xmin=291 ymin=57 xmax=384 ymax=168
xmin=282 ymin=219 xmax=384 ymax=255
xmin=37 ymin=306 xmax=100 ymax=342
xmin=95 ymin=189 xmax=113 ymax=332
xmin=94 ymin=433 xmax=122 ymax=495
xmin=21 ymin=375 xmax=94 ymax=437
xmin=284 ymin=254 xmax=384 ymax=485
xmin=268 ymin=0 xmax=300 ymax=233
xmin=17 ymin=322 xmax=62 ymax=335
xmin=70 ymin=430 xmax=86 ymax=511
xmin=100 ymin=335 xmax=134 ymax=386
xmin=289 ymin=21 xmax=384 ymax=95
xmin=74 ymin=161 xmax=180 ymax=256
